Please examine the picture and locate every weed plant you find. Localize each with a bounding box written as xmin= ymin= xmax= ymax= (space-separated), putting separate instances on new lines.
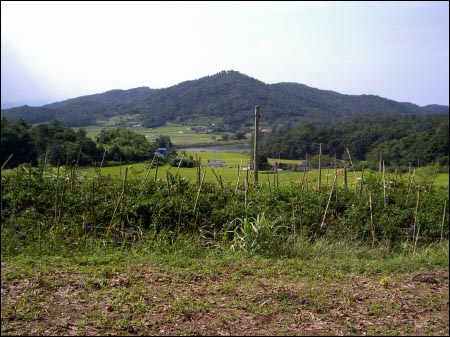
xmin=1 ymin=164 xmax=448 ymax=260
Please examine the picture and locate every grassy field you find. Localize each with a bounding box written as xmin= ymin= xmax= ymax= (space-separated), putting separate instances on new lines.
xmin=81 ymin=150 xmax=449 ymax=188
xmin=1 ymin=241 xmax=448 ymax=336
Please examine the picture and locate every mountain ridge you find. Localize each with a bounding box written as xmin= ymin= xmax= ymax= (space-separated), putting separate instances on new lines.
xmin=1 ymin=70 xmax=448 ymax=128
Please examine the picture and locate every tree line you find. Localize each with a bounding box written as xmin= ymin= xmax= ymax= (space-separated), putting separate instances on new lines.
xmin=1 ymin=118 xmax=171 ymax=168
xmin=258 ymin=114 xmax=449 ymax=171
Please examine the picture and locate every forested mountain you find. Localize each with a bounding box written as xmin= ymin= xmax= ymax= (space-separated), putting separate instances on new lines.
xmin=1 ymin=87 xmax=155 ymax=127
xmin=1 ymin=70 xmax=448 ymax=129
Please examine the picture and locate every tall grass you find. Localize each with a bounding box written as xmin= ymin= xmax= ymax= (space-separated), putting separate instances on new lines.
xmin=1 ymin=163 xmax=449 ymax=260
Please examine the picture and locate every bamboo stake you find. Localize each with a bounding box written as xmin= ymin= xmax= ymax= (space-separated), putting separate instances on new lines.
xmin=193 ymin=170 xmax=207 ymax=225
xmin=1 ymin=154 xmax=14 ymax=169
xmin=75 ymin=146 xmax=82 ymax=169
xmin=320 ymin=163 xmax=349 ymax=230
xmin=245 ymin=167 xmax=249 ymax=209
xmin=441 ymin=199 xmax=447 ymax=243
xmin=154 ymin=157 xmax=159 ymax=180
xmin=317 ymin=143 xmax=322 ymax=191
xmin=166 ymin=172 xmax=172 ymax=196
xmin=344 ymin=167 xmax=347 ymax=191
xmin=369 ymin=191 xmax=375 ymax=247
xmin=413 ymin=189 xmax=420 ymax=253
xmin=359 ymin=163 xmax=365 ymax=197
xmin=144 ymin=153 xmax=157 ymax=180
xmin=98 ymin=148 xmax=106 ymax=179
xmin=266 ymin=169 xmax=272 ymax=195
xmin=346 ymin=148 xmax=357 ymax=181
xmin=301 ymin=165 xmax=307 ymax=191
xmin=235 ymin=161 xmax=242 ymax=194
xmin=428 ymin=164 xmax=437 ymax=196
xmin=43 ymin=149 xmax=48 ymax=178
xmin=378 ymin=154 xmax=382 ymax=175
xmin=275 ymin=162 xmax=278 ymax=188
xmin=174 ymin=153 xmax=185 ymax=179
xmin=383 ymin=160 xmax=387 ymax=206
xmin=406 ymin=169 xmax=416 ymax=206
xmin=108 ymin=167 xmax=128 ymax=234
xmin=274 ymin=162 xmax=277 ymax=187
xmin=291 ymin=202 xmax=296 ymax=244
xmin=91 ymin=180 xmax=96 ymax=227
xmin=211 ymin=169 xmax=223 ymax=189
xmin=394 ymin=164 xmax=399 ymax=191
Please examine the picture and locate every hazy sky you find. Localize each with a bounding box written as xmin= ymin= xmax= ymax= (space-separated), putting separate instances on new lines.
xmin=1 ymin=1 xmax=449 ymax=108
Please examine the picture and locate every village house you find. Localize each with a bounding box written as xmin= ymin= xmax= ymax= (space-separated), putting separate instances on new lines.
xmin=207 ymin=159 xmax=229 ymax=168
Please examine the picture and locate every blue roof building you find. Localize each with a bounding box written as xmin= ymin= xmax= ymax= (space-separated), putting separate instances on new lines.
xmin=156 ymin=147 xmax=168 ymax=156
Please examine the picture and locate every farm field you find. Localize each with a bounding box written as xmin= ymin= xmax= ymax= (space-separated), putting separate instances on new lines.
xmin=75 ymin=123 xmax=240 ymax=145
xmin=80 ymin=150 xmax=449 ymax=188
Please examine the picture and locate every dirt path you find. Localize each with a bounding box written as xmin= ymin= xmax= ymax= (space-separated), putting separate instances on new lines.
xmin=1 ymin=264 xmax=448 ymax=336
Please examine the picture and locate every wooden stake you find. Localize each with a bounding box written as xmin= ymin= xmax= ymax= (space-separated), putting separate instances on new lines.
xmin=144 ymin=153 xmax=157 ymax=180
xmin=1 ymin=154 xmax=14 ymax=169
xmin=344 ymin=167 xmax=347 ymax=191
xmin=320 ymin=163 xmax=349 ymax=230
xmin=383 ymin=160 xmax=387 ymax=206
xmin=174 ymin=153 xmax=185 ymax=179
xmin=245 ymin=175 xmax=249 ymax=210
xmin=369 ymin=191 xmax=375 ymax=247
xmin=154 ymin=157 xmax=159 ymax=180
xmin=413 ymin=189 xmax=420 ymax=253
xmin=193 ymin=170 xmax=207 ymax=225
xmin=108 ymin=167 xmax=128 ymax=234
xmin=441 ymin=199 xmax=447 ymax=243
xmin=428 ymin=164 xmax=437 ymax=196
xmin=253 ymin=105 xmax=260 ymax=186
xmin=359 ymin=163 xmax=365 ymax=197
xmin=211 ymin=169 xmax=223 ymax=189
xmin=317 ymin=143 xmax=322 ymax=191
xmin=235 ymin=160 xmax=242 ymax=194
xmin=346 ymin=148 xmax=357 ymax=181
xmin=406 ymin=169 xmax=415 ymax=206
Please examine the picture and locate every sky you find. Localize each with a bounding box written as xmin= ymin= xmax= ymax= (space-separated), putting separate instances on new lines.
xmin=1 ymin=1 xmax=449 ymax=108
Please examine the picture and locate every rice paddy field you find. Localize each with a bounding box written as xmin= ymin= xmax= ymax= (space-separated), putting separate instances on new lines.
xmin=76 ymin=123 xmax=230 ymax=145
xmin=79 ymin=150 xmax=449 ymax=189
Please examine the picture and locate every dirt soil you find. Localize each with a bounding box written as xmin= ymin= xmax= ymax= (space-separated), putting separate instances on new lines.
xmin=1 ymin=264 xmax=449 ymax=336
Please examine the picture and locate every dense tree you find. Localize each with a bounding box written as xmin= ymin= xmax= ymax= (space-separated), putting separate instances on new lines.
xmin=259 ymin=114 xmax=449 ymax=170
xmin=1 ymin=118 xmax=36 ymax=167
xmin=28 ymin=119 xmax=102 ymax=166
xmin=96 ymin=127 xmax=156 ymax=162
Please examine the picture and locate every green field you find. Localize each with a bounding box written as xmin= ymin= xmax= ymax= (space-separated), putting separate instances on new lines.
xmin=80 ymin=150 xmax=449 ymax=188
xmin=75 ymin=123 xmax=241 ymax=145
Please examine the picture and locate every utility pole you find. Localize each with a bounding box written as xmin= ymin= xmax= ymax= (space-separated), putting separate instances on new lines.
xmin=253 ymin=105 xmax=260 ymax=186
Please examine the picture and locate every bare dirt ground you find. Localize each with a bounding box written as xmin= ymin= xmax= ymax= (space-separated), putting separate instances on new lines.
xmin=1 ymin=264 xmax=449 ymax=336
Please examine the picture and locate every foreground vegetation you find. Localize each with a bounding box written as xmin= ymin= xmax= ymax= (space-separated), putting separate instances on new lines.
xmin=2 ymin=155 xmax=449 ymax=335
xmin=1 ymin=238 xmax=449 ymax=335
xmin=2 ymin=162 xmax=448 ymax=256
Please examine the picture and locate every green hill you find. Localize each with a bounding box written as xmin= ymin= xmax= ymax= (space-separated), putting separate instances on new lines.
xmin=1 ymin=70 xmax=448 ymax=129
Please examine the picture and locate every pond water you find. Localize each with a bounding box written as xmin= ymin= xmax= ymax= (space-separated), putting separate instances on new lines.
xmin=181 ymin=143 xmax=251 ymax=153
